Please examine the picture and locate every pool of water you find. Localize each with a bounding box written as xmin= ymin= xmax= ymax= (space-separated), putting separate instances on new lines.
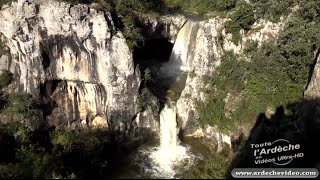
xmin=108 ymin=136 xmax=214 ymax=179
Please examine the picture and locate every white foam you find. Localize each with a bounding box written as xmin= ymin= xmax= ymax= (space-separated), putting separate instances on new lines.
xmin=136 ymin=103 xmax=196 ymax=178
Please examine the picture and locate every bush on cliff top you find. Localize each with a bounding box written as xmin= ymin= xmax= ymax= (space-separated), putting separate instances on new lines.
xmin=225 ymin=2 xmax=255 ymax=45
xmin=0 ymin=0 xmax=16 ymax=9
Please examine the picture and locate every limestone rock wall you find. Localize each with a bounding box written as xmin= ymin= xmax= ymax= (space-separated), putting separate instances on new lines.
xmin=0 ymin=0 xmax=140 ymax=129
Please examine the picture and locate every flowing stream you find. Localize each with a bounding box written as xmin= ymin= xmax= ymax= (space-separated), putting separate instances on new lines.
xmin=134 ymin=19 xmax=202 ymax=178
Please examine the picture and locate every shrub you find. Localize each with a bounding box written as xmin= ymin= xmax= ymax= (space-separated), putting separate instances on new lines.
xmin=0 ymin=70 xmax=13 ymax=89
xmin=298 ymin=0 xmax=320 ymax=22
xmin=0 ymin=0 xmax=16 ymax=9
xmin=4 ymin=93 xmax=33 ymax=119
xmin=183 ymin=153 xmax=232 ymax=179
xmin=279 ymin=18 xmax=320 ymax=84
xmin=251 ymin=0 xmax=295 ymax=22
xmin=225 ymin=2 xmax=255 ymax=44
xmin=243 ymin=40 xmax=258 ymax=55
xmin=225 ymin=21 xmax=241 ymax=45
xmin=51 ymin=129 xmax=108 ymax=151
xmin=136 ymin=87 xmax=151 ymax=112
xmin=164 ymin=0 xmax=237 ymax=16
xmin=215 ymin=0 xmax=237 ymax=11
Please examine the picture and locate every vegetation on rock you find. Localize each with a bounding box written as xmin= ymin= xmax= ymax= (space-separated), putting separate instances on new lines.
xmin=1 ymin=0 xmax=320 ymax=178
xmin=225 ymin=2 xmax=255 ymax=44
xmin=0 ymin=0 xmax=16 ymax=9
xmin=0 ymin=70 xmax=13 ymax=90
xmin=0 ymin=121 xmax=114 ymax=179
xmin=197 ymin=0 xmax=320 ymax=132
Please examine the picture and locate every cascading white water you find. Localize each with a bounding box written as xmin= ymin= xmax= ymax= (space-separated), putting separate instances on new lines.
xmin=159 ymin=103 xmax=178 ymax=154
xmin=148 ymin=103 xmax=190 ymax=178
xmin=135 ymin=19 xmax=200 ymax=178
xmin=136 ymin=102 xmax=195 ymax=178
xmin=167 ymin=20 xmax=199 ymax=72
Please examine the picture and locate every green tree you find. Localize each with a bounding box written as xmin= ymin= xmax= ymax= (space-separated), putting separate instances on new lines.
xmin=215 ymin=0 xmax=237 ymax=11
xmin=183 ymin=153 xmax=232 ymax=179
xmin=4 ymin=93 xmax=33 ymax=119
xmin=0 ymin=70 xmax=13 ymax=89
xmin=251 ymin=0 xmax=294 ymax=22
xmin=0 ymin=0 xmax=16 ymax=9
xmin=225 ymin=2 xmax=255 ymax=44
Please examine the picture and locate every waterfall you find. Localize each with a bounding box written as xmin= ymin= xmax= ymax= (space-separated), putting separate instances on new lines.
xmin=168 ymin=20 xmax=199 ymax=72
xmin=149 ymin=102 xmax=188 ymax=178
xmin=136 ymin=101 xmax=195 ymax=178
xmin=159 ymin=103 xmax=178 ymax=155
xmin=136 ymin=18 xmax=200 ymax=179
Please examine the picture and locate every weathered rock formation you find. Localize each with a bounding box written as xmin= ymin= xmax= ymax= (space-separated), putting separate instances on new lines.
xmin=0 ymin=0 xmax=140 ymax=130
xmin=0 ymin=0 xmax=287 ymax=151
xmin=305 ymin=49 xmax=320 ymax=98
xmin=172 ymin=18 xmax=284 ymax=135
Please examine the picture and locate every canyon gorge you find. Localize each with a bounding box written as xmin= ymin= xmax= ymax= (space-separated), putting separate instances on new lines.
xmin=1 ymin=0 xmax=320 ymax=178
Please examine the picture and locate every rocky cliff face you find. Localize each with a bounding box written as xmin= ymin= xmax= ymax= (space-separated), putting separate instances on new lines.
xmin=174 ymin=18 xmax=225 ymax=134
xmin=305 ymin=49 xmax=320 ymax=98
xmin=0 ymin=0 xmax=287 ymax=150
xmin=156 ymin=17 xmax=284 ymax=150
xmin=133 ymin=13 xmax=284 ymax=150
xmin=0 ymin=0 xmax=140 ymax=129
xmin=171 ymin=17 xmax=284 ymax=134
xmin=135 ymin=14 xmax=186 ymax=43
xmin=132 ymin=16 xmax=284 ymax=151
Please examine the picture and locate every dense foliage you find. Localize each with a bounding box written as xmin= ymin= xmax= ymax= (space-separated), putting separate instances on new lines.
xmin=183 ymin=152 xmax=232 ymax=179
xmin=0 ymin=70 xmax=13 ymax=90
xmin=225 ymin=2 xmax=255 ymax=44
xmin=251 ymin=0 xmax=295 ymax=22
xmin=0 ymin=0 xmax=16 ymax=9
xmin=4 ymin=93 xmax=34 ymax=118
xmin=0 ymin=79 xmax=126 ymax=179
xmin=197 ymin=0 xmax=320 ymax=132
xmin=1 ymin=0 xmax=320 ymax=178
xmin=0 ymin=121 xmax=116 ymax=179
